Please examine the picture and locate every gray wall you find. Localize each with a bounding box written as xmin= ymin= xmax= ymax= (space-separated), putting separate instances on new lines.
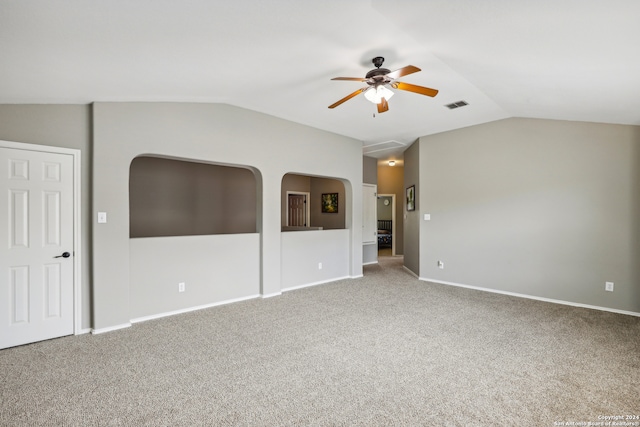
xmin=363 ymin=156 xmax=377 ymax=185
xmin=0 ymin=105 xmax=93 ymax=329
xmin=411 ymin=117 xmax=640 ymax=313
xmin=130 ymin=233 xmax=260 ymax=320
xmin=0 ymin=103 xmax=364 ymax=332
xmin=92 ymin=102 xmax=363 ymax=330
xmin=378 ymin=162 xmax=405 ymax=255
xmin=377 ymin=197 xmax=392 ymax=220
xmin=311 ymin=177 xmax=346 ymax=230
xmin=403 ymin=141 xmax=420 ymax=275
xmin=281 ymin=229 xmax=350 ymax=289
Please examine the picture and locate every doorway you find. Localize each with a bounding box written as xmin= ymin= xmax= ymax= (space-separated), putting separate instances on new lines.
xmin=377 ymin=194 xmax=396 ymax=257
xmin=0 ymin=140 xmax=81 ymax=349
xmin=286 ymin=191 xmax=310 ymax=227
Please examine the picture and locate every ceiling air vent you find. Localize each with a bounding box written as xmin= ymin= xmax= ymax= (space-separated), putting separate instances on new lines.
xmin=445 ymin=100 xmax=469 ymax=110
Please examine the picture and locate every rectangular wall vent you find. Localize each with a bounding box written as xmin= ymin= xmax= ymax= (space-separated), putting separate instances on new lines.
xmin=445 ymin=100 xmax=469 ymax=109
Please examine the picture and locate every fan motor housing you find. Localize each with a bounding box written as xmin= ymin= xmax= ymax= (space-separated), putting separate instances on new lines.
xmin=366 ymin=56 xmax=391 ymax=84
xmin=365 ymin=68 xmax=390 ymax=79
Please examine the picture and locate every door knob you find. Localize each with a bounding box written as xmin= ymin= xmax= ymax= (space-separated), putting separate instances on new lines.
xmin=54 ymin=252 xmax=71 ymax=258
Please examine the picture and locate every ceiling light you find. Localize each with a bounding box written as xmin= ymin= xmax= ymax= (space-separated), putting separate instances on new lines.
xmin=388 ymin=160 xmax=396 ymax=166
xmin=364 ymin=85 xmax=394 ymax=104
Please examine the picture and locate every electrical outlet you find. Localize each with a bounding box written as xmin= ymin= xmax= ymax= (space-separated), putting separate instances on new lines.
xmin=318 ymin=262 xmax=322 ymax=270
xmin=437 ymin=261 xmax=444 ymax=269
xmin=605 ymin=282 xmax=614 ymax=292
xmin=178 ymin=282 xmax=185 ymax=292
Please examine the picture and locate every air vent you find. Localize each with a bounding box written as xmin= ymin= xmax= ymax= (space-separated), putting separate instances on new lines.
xmin=445 ymin=100 xmax=469 ymax=110
xmin=363 ymin=140 xmax=406 ymax=154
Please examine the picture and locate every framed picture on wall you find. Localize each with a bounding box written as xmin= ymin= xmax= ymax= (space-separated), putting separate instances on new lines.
xmin=321 ymin=193 xmax=339 ymax=213
xmin=406 ymin=185 xmax=415 ymax=211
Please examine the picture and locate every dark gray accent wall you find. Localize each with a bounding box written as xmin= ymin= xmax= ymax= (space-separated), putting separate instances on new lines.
xmin=310 ymin=177 xmax=346 ymax=230
xmin=129 ymin=156 xmax=257 ymax=237
xmin=403 ymin=141 xmax=420 ymax=274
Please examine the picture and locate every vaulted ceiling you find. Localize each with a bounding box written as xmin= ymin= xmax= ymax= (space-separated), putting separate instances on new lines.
xmin=1 ymin=1 xmax=639 ymax=161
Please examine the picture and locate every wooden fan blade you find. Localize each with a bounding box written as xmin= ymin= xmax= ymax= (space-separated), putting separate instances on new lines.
xmin=386 ymin=65 xmax=421 ymax=80
xmin=328 ymin=88 xmax=366 ymax=109
xmin=394 ymin=81 xmax=439 ymax=97
xmin=377 ymin=98 xmax=389 ymax=113
xmin=331 ymin=77 xmax=368 ymax=82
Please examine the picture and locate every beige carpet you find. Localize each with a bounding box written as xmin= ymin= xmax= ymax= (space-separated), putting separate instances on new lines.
xmin=1 ymin=256 xmax=639 ymax=426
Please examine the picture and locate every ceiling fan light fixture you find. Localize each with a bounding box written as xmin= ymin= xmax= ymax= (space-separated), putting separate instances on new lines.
xmin=328 ymin=59 xmax=438 ymax=113
xmin=364 ymin=85 xmax=394 ymax=104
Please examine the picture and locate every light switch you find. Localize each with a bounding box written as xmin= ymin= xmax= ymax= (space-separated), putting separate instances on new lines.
xmin=97 ymin=212 xmax=107 ymax=223
xmin=424 ymin=214 xmax=431 ymax=221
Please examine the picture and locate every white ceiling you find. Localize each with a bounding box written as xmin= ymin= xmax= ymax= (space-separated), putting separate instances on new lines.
xmin=1 ymin=0 xmax=639 ymax=161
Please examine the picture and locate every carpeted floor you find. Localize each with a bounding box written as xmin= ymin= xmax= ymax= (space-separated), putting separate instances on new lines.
xmin=1 ymin=256 xmax=639 ymax=426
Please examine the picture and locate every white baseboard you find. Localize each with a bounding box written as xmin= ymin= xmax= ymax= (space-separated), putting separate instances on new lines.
xmin=403 ymin=266 xmax=419 ymax=279
xmin=362 ymin=261 xmax=378 ymax=266
xmin=282 ymin=276 xmax=350 ymax=293
xmin=76 ymin=328 xmax=92 ymax=335
xmin=351 ymin=274 xmax=364 ymax=279
xmin=130 ymin=294 xmax=261 ymax=324
xmin=91 ymin=323 xmax=132 ymax=335
xmin=421 ymin=277 xmax=640 ymax=318
xmin=261 ymin=292 xmax=282 ymax=299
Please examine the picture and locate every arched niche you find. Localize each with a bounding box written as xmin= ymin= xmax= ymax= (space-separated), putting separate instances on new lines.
xmin=129 ymin=156 xmax=258 ymax=238
xmin=281 ymin=173 xmax=346 ymax=231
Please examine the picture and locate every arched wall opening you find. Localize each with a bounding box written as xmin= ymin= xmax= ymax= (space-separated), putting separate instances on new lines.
xmin=281 ymin=173 xmax=346 ymax=231
xmin=280 ymin=173 xmax=352 ymax=291
xmin=129 ymin=156 xmax=258 ymax=237
xmin=128 ymin=155 xmax=262 ymax=321
xmin=90 ymin=102 xmax=364 ymax=332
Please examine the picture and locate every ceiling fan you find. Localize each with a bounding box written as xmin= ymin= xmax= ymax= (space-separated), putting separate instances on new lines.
xmin=328 ymin=57 xmax=439 ymax=114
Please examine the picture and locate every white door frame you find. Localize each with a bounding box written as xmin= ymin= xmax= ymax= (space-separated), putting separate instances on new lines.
xmin=285 ymin=191 xmax=310 ymax=227
xmin=0 ymin=139 xmax=82 ymax=335
xmin=378 ymin=193 xmax=396 ymax=256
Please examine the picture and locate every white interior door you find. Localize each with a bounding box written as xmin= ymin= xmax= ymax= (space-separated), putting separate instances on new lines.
xmin=362 ymin=184 xmax=377 ymax=244
xmin=286 ymin=191 xmax=310 ymax=227
xmin=1 ymin=147 xmax=75 ymax=349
